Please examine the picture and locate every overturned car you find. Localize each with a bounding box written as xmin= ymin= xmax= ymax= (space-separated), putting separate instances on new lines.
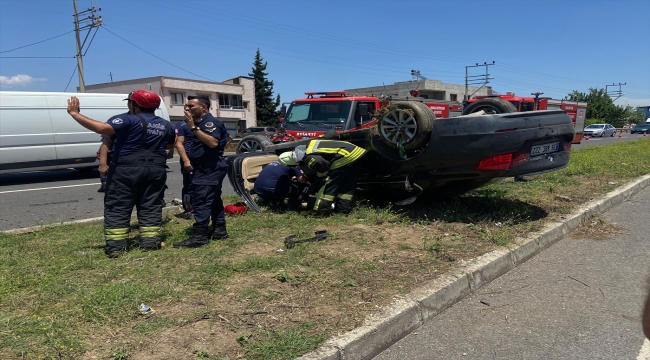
xmin=228 ymin=97 xmax=575 ymax=213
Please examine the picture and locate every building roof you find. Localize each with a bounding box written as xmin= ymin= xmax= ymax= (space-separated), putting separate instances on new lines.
xmin=86 ymin=75 xmax=250 ymax=88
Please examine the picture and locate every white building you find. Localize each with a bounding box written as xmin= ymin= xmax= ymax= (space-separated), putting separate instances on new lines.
xmin=84 ymin=75 xmax=256 ymax=135
xmin=346 ymin=79 xmax=489 ymax=102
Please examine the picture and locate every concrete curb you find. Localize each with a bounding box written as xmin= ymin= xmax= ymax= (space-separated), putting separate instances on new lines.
xmin=0 ymin=205 xmax=182 ymax=235
xmin=297 ymin=174 xmax=650 ymax=360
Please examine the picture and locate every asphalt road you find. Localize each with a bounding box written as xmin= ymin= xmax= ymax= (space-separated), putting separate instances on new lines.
xmin=0 ymin=134 xmax=646 ymax=231
xmin=0 ymin=157 xmax=236 ymax=231
xmin=376 ymin=184 xmax=650 ymax=360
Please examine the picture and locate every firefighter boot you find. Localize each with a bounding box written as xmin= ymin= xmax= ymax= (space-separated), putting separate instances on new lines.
xmin=208 ymin=224 xmax=229 ymax=241
xmin=139 ymin=226 xmax=162 ymax=251
xmin=104 ymin=241 xmax=127 ymax=258
xmin=173 ymin=226 xmax=210 ymax=248
xmin=333 ymin=200 xmax=352 ymax=215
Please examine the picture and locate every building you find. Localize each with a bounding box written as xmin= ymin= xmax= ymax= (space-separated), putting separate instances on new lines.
xmin=638 ymin=105 xmax=650 ymax=122
xmin=345 ymin=79 xmax=489 ymax=102
xmin=84 ymin=76 xmax=256 ymax=135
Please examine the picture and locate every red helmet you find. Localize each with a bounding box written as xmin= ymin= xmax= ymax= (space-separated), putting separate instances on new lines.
xmin=125 ymin=90 xmax=161 ymax=109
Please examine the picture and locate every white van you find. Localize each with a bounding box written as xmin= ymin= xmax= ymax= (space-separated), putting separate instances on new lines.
xmin=0 ymin=91 xmax=171 ymax=174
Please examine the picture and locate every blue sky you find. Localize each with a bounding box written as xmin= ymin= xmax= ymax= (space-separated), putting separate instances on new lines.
xmin=1 ymin=0 xmax=649 ymax=107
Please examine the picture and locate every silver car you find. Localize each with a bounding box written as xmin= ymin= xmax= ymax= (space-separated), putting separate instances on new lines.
xmin=583 ymin=124 xmax=617 ymax=137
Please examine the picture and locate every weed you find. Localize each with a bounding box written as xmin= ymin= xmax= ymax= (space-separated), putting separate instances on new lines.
xmin=112 ymin=348 xmax=130 ymax=360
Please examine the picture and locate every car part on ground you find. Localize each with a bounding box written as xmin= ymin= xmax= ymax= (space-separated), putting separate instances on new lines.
xmin=284 ymin=230 xmax=328 ymax=249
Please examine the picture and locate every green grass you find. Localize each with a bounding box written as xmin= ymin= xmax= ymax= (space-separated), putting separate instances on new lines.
xmin=0 ymin=139 xmax=648 ymax=359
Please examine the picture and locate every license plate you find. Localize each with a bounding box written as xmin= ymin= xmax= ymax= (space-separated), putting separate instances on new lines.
xmin=530 ymin=142 xmax=559 ymax=156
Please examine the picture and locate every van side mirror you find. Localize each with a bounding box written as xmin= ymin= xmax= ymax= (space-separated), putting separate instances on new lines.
xmin=357 ymin=103 xmax=369 ymax=117
xmin=281 ymin=105 xmax=287 ymax=117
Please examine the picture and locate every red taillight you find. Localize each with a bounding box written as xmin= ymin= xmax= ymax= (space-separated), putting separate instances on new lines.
xmin=475 ymin=154 xmax=513 ymax=171
xmin=511 ymin=151 xmax=529 ymax=166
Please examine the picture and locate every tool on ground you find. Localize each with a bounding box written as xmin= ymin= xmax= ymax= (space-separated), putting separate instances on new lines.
xmin=284 ymin=230 xmax=328 ymax=249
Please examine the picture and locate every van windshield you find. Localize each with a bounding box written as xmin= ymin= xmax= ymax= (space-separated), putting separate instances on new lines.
xmin=285 ymin=101 xmax=352 ymax=124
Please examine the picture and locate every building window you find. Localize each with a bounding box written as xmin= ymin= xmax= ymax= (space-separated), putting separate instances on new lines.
xmin=171 ymin=93 xmax=184 ymax=105
xmin=218 ymin=94 xmax=244 ymax=110
xmin=450 ymin=94 xmax=458 ymax=101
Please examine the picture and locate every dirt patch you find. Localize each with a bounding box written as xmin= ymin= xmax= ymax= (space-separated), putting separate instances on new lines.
xmin=568 ymin=215 xmax=621 ymax=240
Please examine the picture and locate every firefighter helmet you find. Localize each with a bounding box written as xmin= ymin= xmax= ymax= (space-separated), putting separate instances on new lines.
xmin=124 ymin=90 xmax=161 ymax=109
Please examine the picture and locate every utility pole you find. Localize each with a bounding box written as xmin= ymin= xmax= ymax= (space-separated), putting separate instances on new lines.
xmin=605 ymin=82 xmax=626 ymax=101
xmin=109 ymin=72 xmax=113 ymax=82
xmin=72 ymin=0 xmax=102 ymax=92
xmin=465 ymin=61 xmax=495 ymax=101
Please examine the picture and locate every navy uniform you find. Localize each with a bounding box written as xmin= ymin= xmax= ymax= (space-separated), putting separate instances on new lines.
xmin=174 ymin=113 xmax=229 ymax=247
xmin=254 ymin=161 xmax=307 ymax=207
xmin=175 ymin=121 xmax=195 ymax=215
xmin=103 ymin=111 xmax=174 ymax=254
xmin=279 ymin=140 xmax=366 ymax=216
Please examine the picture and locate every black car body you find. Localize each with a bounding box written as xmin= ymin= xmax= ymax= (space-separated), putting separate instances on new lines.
xmin=228 ymin=109 xmax=575 ymax=212
xmin=631 ymin=123 xmax=650 ymax=134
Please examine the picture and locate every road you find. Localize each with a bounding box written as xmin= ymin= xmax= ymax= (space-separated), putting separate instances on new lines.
xmin=0 ymin=134 xmax=646 ymax=231
xmin=375 ymin=179 xmax=650 ymax=358
xmin=0 ymin=157 xmax=236 ymax=231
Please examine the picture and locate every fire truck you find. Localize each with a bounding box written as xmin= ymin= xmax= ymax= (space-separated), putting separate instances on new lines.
xmin=236 ymin=91 xmax=460 ymax=153
xmin=464 ymin=92 xmax=588 ymax=143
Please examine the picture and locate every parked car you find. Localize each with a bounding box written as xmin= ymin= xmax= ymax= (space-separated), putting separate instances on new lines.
xmin=583 ymin=124 xmax=616 ymax=137
xmin=235 ymin=126 xmax=276 ymax=139
xmin=630 ymin=123 xmax=650 ymax=134
xmin=227 ymin=101 xmax=576 ymax=212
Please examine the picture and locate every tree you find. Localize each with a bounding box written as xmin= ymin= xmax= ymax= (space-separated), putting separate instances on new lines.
xmin=567 ymin=88 xmax=626 ymax=127
xmin=249 ymin=49 xmax=281 ymax=127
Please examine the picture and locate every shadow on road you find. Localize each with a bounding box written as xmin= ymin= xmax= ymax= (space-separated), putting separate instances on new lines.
xmin=0 ymin=168 xmax=99 ymax=187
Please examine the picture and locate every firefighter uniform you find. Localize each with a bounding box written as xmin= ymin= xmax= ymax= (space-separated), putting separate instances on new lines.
xmin=103 ymin=113 xmax=174 ymax=254
xmin=174 ymin=114 xmax=229 ymax=247
xmin=175 ymin=121 xmax=195 ymax=214
xmin=281 ymin=140 xmax=366 ymax=215
xmin=253 ymin=161 xmax=307 ymax=207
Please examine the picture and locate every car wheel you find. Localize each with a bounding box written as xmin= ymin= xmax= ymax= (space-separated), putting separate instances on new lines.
xmin=377 ymin=101 xmax=435 ymax=150
xmin=236 ymin=134 xmax=273 ymax=154
xmin=461 ymin=98 xmax=518 ymax=115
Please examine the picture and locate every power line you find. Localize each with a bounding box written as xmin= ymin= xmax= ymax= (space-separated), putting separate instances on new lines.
xmin=64 ymin=64 xmax=78 ymax=92
xmin=0 ymin=30 xmax=74 ymax=54
xmin=101 ymin=26 xmax=213 ymax=81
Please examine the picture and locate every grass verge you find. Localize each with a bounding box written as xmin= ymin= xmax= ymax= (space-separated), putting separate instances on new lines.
xmin=1 ymin=139 xmax=649 ymax=359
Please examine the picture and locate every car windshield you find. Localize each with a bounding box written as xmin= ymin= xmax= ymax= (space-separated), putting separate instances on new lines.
xmin=585 ymin=125 xmax=605 ymax=129
xmin=285 ymin=101 xmax=352 ymax=124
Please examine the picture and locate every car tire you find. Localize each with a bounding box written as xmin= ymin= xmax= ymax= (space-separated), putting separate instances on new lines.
xmin=461 ymin=98 xmax=518 ymax=115
xmin=377 ymin=101 xmax=435 ymax=150
xmin=236 ymin=134 xmax=273 ymax=154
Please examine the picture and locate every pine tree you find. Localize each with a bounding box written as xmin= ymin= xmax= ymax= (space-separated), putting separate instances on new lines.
xmin=249 ymin=49 xmax=281 ymax=127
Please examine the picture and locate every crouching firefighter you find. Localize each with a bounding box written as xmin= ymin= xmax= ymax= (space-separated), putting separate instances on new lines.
xmin=253 ymin=160 xmax=309 ymax=210
xmin=278 ymin=139 xmax=367 ymax=216
xmin=67 ymin=90 xmax=175 ymax=257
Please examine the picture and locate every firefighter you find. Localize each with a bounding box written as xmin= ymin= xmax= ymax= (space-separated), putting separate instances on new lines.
xmin=174 ymin=119 xmax=195 ymax=218
xmin=270 ymin=123 xmax=295 ymax=144
xmin=67 ymin=90 xmax=174 ymax=258
xmin=96 ymin=135 xmax=114 ymax=192
xmin=278 ymin=139 xmax=366 ymax=216
xmin=253 ymin=160 xmax=308 ymax=209
xmin=173 ymin=96 xmax=229 ymax=248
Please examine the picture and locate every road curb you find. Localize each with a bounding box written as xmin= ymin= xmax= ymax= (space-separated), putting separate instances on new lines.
xmin=297 ymin=173 xmax=650 ymax=360
xmin=0 ymin=205 xmax=182 ymax=235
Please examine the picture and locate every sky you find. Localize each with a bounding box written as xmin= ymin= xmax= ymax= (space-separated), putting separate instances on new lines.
xmin=0 ymin=0 xmax=649 ymax=108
